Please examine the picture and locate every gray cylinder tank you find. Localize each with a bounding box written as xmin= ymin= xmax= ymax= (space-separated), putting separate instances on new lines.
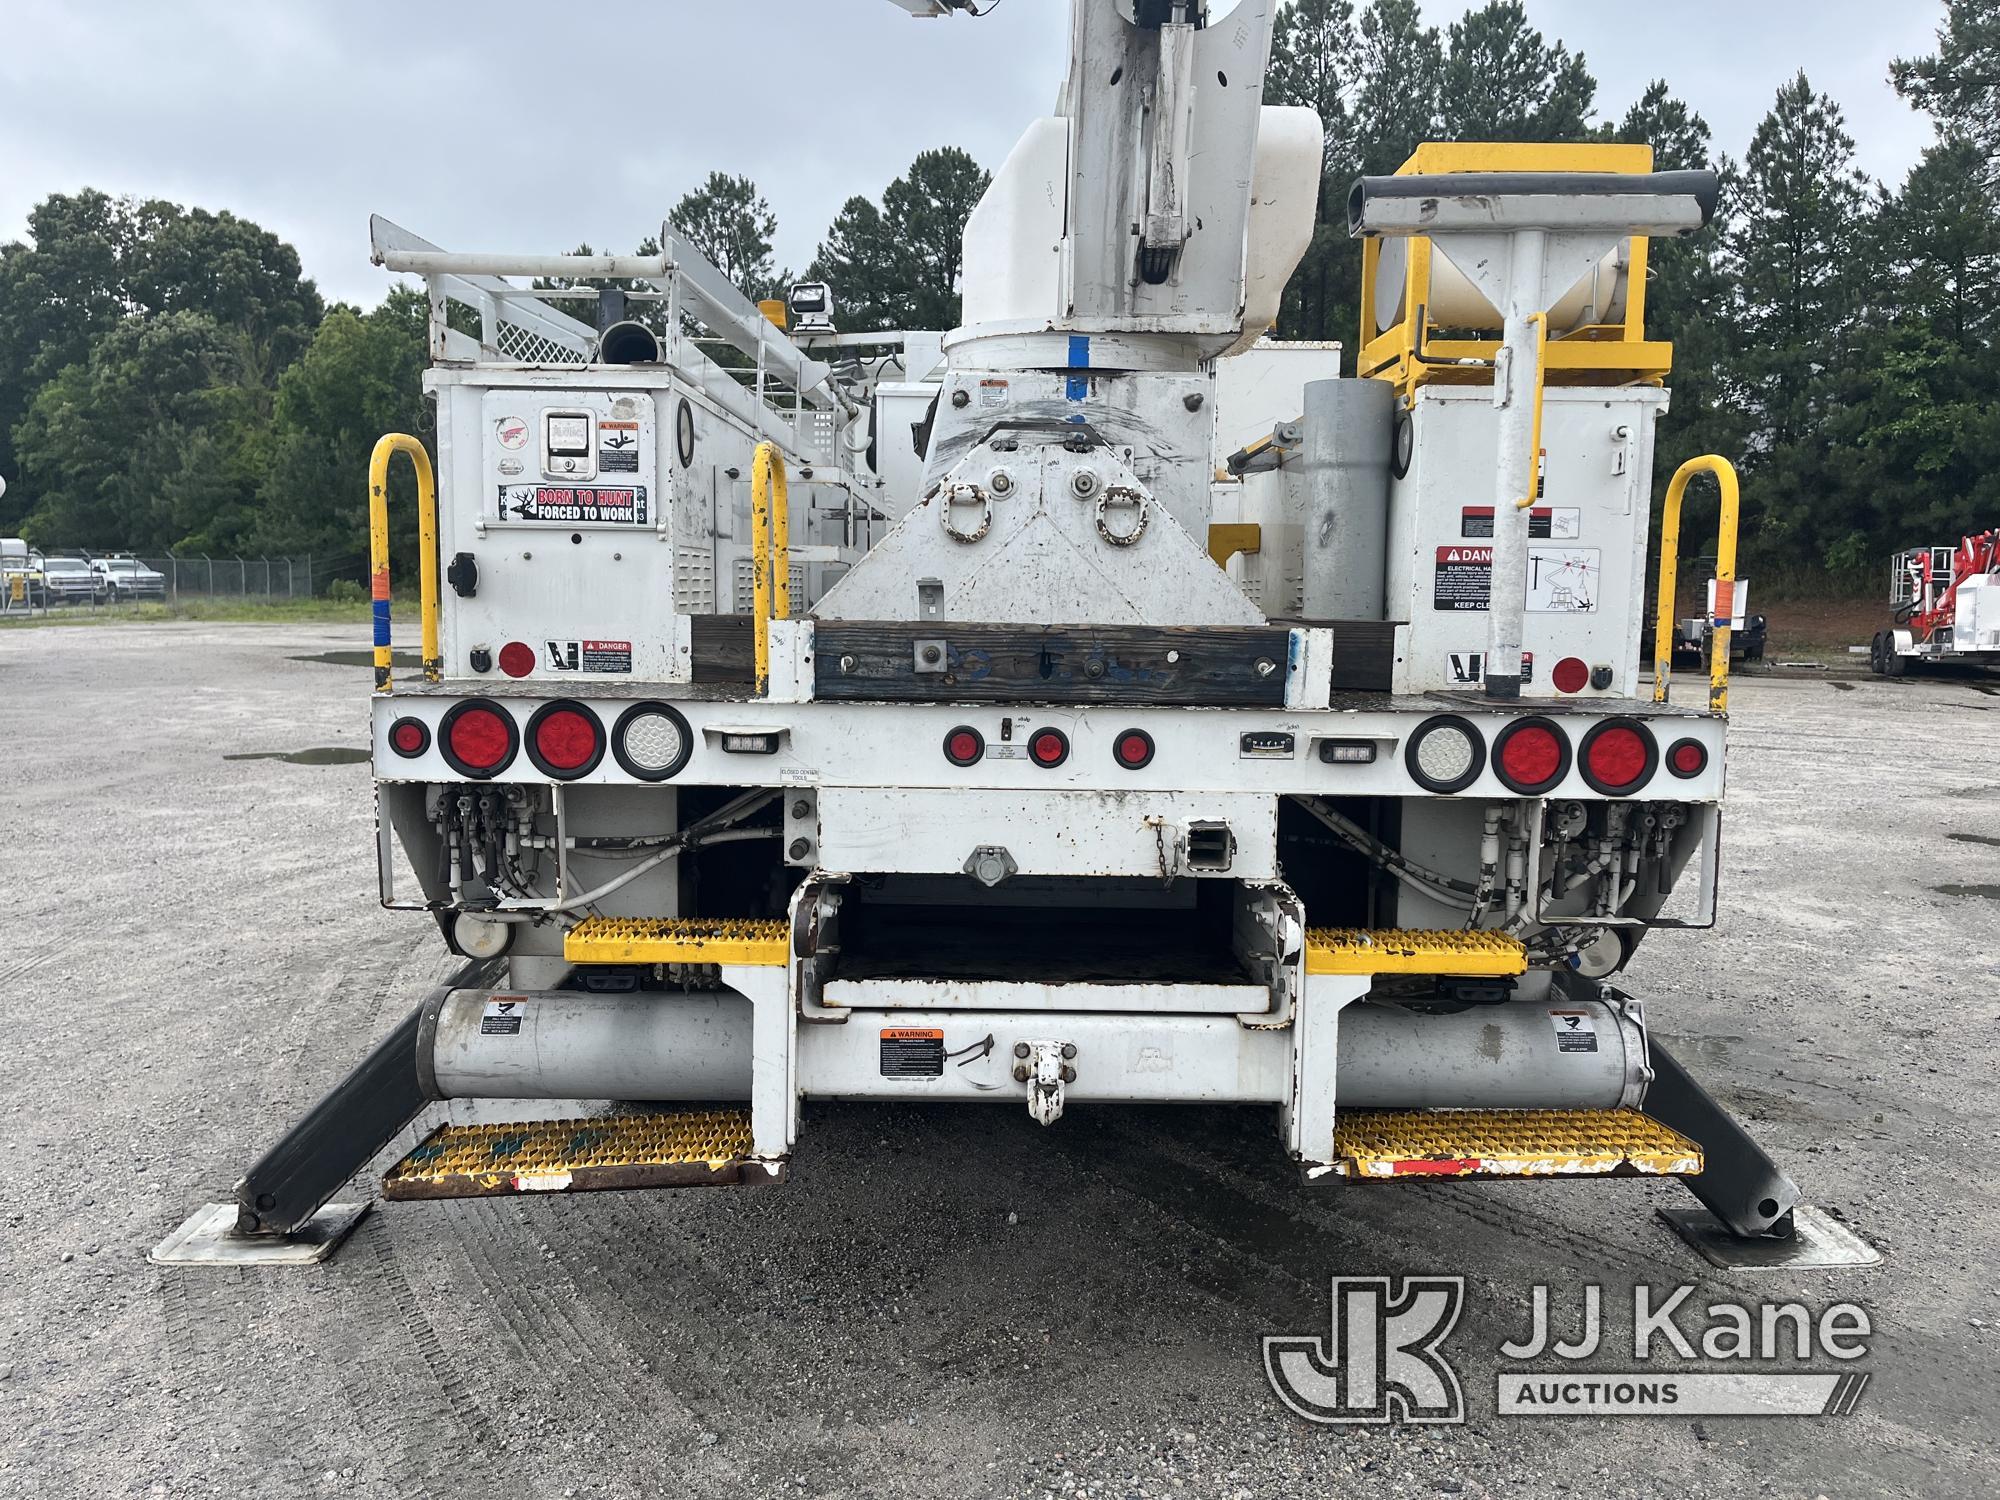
xmin=1300 ymin=377 xmax=1395 ymax=620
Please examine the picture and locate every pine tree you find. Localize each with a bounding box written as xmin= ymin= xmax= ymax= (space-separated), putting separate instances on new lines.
xmin=1438 ymin=1 xmax=1596 ymax=144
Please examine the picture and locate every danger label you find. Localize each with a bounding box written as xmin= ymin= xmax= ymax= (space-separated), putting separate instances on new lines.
xmin=1434 ymin=545 xmax=1493 ymax=611
xmin=880 ymin=1027 xmax=945 ymax=1078
xmin=481 ymin=998 xmax=525 ymax=1036
xmin=1549 ymin=1009 xmax=1599 ymax=1053
xmin=498 ymin=484 xmax=649 ymax=524
xmin=543 ymin=639 xmax=633 ymax=674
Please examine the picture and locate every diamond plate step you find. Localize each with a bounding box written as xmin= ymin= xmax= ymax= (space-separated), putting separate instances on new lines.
xmin=563 ymin=916 xmax=788 ymax=966
xmin=1305 ymin=928 xmax=1527 ymax=976
xmin=1331 ymin=1107 xmax=1702 ymax=1179
xmin=382 ymin=1108 xmax=783 ymax=1199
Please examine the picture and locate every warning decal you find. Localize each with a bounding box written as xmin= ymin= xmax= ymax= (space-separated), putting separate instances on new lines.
xmin=1461 ymin=505 xmax=1580 ymax=541
xmin=1526 ymin=548 xmax=1600 ymax=613
xmin=481 ymin=998 xmax=525 ymax=1036
xmin=598 ymin=420 xmax=640 ymax=473
xmin=497 ymin=484 xmax=649 ymax=524
xmin=1549 ymin=1009 xmax=1599 ymax=1053
xmin=1434 ymin=545 xmax=1493 ymax=611
xmin=880 ymin=1027 xmax=945 ymax=1078
xmin=543 ymin=639 xmax=633 ymax=674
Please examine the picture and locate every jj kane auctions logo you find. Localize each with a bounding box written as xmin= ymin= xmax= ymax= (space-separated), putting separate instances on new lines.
xmin=1265 ymin=1278 xmax=1872 ymax=1423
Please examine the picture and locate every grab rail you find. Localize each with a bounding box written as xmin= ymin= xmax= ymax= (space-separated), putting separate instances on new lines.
xmin=1652 ymin=454 xmax=1740 ymax=714
xmin=750 ymin=441 xmax=790 ymax=694
xmin=367 ymin=434 xmax=441 ymax=691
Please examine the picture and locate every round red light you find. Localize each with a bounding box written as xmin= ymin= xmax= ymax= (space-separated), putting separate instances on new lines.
xmin=1498 ymin=724 xmax=1562 ymax=785
xmin=447 ymin=708 xmax=513 ymax=769
xmin=1115 ymin=731 xmax=1154 ymax=769
xmin=534 ymin=710 xmax=598 ymax=770
xmin=391 ymin=720 xmax=426 ymax=754
xmin=1551 ymin=656 xmax=1590 ymax=694
xmin=497 ymin=641 xmax=536 ymax=678
xmin=947 ymin=730 xmax=982 ymax=765
xmin=1029 ymin=728 xmax=1070 ymax=768
xmin=1582 ymin=725 xmax=1651 ymax=792
xmin=1668 ymin=739 xmax=1707 ymax=776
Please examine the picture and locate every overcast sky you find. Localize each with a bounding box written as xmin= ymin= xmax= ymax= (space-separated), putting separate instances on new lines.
xmin=0 ymin=1 xmax=1948 ymax=309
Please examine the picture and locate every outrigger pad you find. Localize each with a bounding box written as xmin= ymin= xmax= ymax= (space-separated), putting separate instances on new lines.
xmin=150 ymin=1201 xmax=370 ymax=1267
xmin=381 ymin=1108 xmax=783 ymax=1200
xmin=1658 ymin=1205 xmax=1881 ymax=1270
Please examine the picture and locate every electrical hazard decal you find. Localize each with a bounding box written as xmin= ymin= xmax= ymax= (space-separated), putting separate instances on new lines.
xmin=496 ymin=484 xmax=649 ymax=524
xmin=880 ymin=1027 xmax=945 ymax=1078
xmin=543 ymin=639 xmax=633 ymax=674
xmin=1432 ymin=546 xmax=1601 ymax=613
xmin=1548 ymin=1009 xmax=1599 ymax=1053
xmin=1526 ymin=548 xmax=1600 ymax=613
xmin=1433 ymin=545 xmax=1493 ymax=611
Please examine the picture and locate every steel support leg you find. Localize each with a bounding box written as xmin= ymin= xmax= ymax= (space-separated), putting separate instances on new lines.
xmin=233 ymin=958 xmax=497 ymax=1236
xmin=1643 ymin=1036 xmax=1802 ymax=1239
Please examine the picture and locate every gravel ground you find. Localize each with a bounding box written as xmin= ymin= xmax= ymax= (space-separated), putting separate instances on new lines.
xmin=1 ymin=623 xmax=1995 ymax=1500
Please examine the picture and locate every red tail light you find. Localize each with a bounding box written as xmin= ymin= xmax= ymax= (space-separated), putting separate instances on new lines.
xmin=526 ymin=700 xmax=605 ymax=779
xmin=439 ymin=699 xmax=518 ymax=779
xmin=388 ymin=717 xmax=430 ymax=758
xmin=943 ymin=725 xmax=985 ymax=767
xmin=1665 ymin=737 xmax=1708 ymax=778
xmin=1578 ymin=718 xmax=1657 ymax=795
xmin=497 ymin=641 xmax=536 ymax=678
xmin=1551 ymin=656 xmax=1590 ymax=694
xmin=1028 ymin=727 xmax=1070 ymax=768
xmin=1491 ymin=716 xmax=1570 ymax=795
xmin=1112 ymin=729 xmax=1155 ymax=770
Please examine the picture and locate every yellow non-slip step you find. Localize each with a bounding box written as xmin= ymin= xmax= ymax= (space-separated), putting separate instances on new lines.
xmin=1306 ymin=928 xmax=1526 ymax=976
xmin=381 ymin=1108 xmax=781 ymax=1199
xmin=1331 ymin=1107 xmax=1702 ymax=1180
xmin=563 ymin=915 xmax=788 ymax=966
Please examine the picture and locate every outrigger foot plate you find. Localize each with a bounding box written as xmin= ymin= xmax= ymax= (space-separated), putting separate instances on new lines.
xmin=150 ymin=1200 xmax=370 ymax=1267
xmin=1657 ymin=1205 xmax=1881 ymax=1270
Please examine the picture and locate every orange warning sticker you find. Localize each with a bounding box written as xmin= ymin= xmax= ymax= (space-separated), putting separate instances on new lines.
xmin=879 ymin=1028 xmax=945 ymax=1078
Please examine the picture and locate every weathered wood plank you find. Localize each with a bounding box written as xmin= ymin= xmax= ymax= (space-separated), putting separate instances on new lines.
xmin=690 ymin=613 xmax=755 ymax=683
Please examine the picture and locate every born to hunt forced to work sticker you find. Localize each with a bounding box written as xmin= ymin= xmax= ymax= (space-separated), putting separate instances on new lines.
xmin=481 ymin=998 xmax=525 ymax=1036
xmin=497 ymin=484 xmax=649 ymax=524
xmin=1549 ymin=1009 xmax=1599 ymax=1053
xmin=880 ymin=1028 xmax=945 ymax=1078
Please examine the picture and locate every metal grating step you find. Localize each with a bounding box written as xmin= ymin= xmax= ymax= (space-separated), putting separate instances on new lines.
xmin=381 ymin=1108 xmax=783 ymax=1199
xmin=1306 ymin=928 xmax=1527 ymax=976
xmin=1331 ymin=1107 xmax=1702 ymax=1180
xmin=564 ymin=916 xmax=788 ymax=966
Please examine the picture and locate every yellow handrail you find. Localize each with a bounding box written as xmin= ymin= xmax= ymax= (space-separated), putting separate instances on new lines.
xmin=1652 ymin=454 xmax=1740 ymax=714
xmin=367 ymin=433 xmax=440 ymax=691
xmin=750 ymin=441 xmax=789 ymax=694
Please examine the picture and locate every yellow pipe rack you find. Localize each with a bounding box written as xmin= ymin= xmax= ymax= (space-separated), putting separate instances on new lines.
xmin=366 ymin=433 xmax=440 ymax=691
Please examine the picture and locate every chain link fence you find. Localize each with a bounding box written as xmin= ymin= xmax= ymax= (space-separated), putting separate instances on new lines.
xmin=133 ymin=553 xmax=368 ymax=601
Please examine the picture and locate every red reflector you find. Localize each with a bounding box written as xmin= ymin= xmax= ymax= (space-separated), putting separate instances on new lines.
xmin=1585 ymin=727 xmax=1649 ymax=789
xmin=1670 ymin=740 xmax=1706 ymax=775
xmin=1115 ymin=730 xmax=1154 ymax=769
xmin=533 ymin=709 xmax=599 ymax=771
xmin=947 ymin=730 xmax=983 ymax=765
xmin=498 ymin=641 xmax=535 ymax=678
xmin=391 ymin=721 xmax=426 ymax=753
xmin=1029 ymin=728 xmax=1070 ymax=768
xmin=1498 ymin=725 xmax=1562 ymax=785
xmin=1551 ymin=656 xmax=1590 ymax=694
xmin=448 ymin=708 xmax=512 ymax=769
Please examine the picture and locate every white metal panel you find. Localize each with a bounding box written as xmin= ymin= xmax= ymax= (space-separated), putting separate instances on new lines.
xmin=815 ymin=786 xmax=1278 ymax=879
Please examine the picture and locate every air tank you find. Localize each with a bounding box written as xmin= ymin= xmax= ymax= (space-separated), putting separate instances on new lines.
xmin=1300 ymin=377 xmax=1395 ymax=620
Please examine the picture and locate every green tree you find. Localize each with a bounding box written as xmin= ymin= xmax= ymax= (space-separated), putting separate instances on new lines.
xmin=254 ymin=289 xmax=433 ymax=562
xmin=1892 ymin=0 xmax=2000 ymax=173
xmin=810 ymin=147 xmax=990 ymax=333
xmin=1438 ymin=1 xmax=1596 ymax=144
xmin=12 ymin=310 xmax=263 ymax=552
xmin=669 ymin=173 xmax=780 ymax=299
xmin=1350 ymin=0 xmax=1443 ymax=175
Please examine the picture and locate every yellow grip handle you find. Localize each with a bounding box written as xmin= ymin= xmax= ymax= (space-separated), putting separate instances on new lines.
xmin=367 ymin=434 xmax=440 ymax=691
xmin=1652 ymin=455 xmax=1740 ymax=714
